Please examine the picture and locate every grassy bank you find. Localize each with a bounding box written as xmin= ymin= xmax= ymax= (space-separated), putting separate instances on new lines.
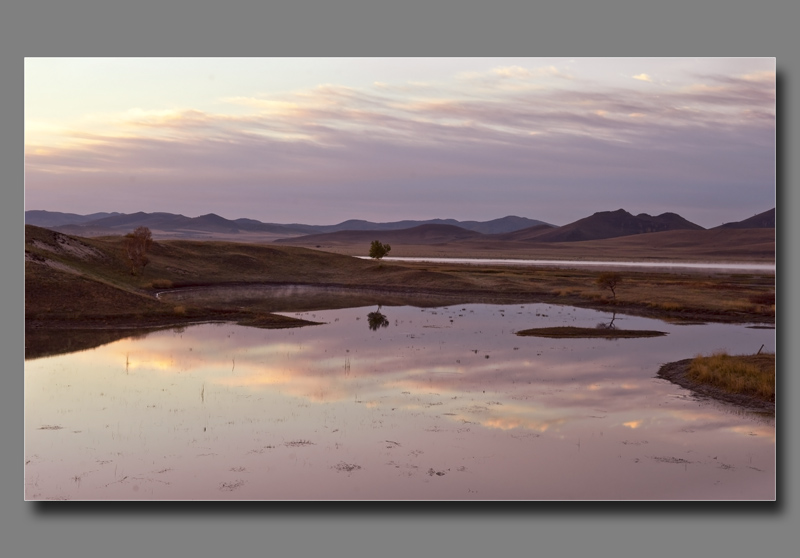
xmin=688 ymin=351 xmax=775 ymax=401
xmin=657 ymin=352 xmax=775 ymax=413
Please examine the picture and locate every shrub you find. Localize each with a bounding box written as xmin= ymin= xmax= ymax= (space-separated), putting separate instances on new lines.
xmin=150 ymin=279 xmax=174 ymax=289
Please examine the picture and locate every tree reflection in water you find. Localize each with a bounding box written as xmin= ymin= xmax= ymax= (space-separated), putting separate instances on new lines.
xmin=367 ymin=306 xmax=390 ymax=331
xmin=596 ymin=312 xmax=617 ymax=330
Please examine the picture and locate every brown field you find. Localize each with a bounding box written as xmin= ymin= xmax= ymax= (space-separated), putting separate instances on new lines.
xmin=276 ymin=227 xmax=775 ymax=262
xmin=25 ymin=224 xmax=775 ymax=338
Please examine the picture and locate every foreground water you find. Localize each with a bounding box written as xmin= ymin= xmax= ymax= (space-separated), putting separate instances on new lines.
xmin=25 ymin=303 xmax=775 ymax=500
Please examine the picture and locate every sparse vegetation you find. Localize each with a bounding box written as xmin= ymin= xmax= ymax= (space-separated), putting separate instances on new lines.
xmin=688 ymin=351 xmax=775 ymax=401
xmin=596 ymin=271 xmax=622 ymax=299
xmin=150 ymin=279 xmax=174 ymax=289
xmin=123 ymin=226 xmax=153 ymax=276
xmin=25 ymin=224 xmax=775 ymax=339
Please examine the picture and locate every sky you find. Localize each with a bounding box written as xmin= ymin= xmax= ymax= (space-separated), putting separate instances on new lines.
xmin=24 ymin=57 xmax=775 ymax=228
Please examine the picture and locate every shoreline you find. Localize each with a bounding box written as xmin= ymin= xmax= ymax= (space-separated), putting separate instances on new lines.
xmin=656 ymin=359 xmax=775 ymax=415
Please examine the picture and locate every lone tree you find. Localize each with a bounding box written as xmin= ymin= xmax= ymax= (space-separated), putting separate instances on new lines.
xmin=596 ymin=272 xmax=622 ymax=299
xmin=369 ymin=240 xmax=391 ymax=260
xmin=123 ymin=226 xmax=153 ymax=276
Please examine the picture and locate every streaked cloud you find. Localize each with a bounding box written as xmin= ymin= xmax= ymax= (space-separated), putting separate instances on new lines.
xmin=24 ymin=58 xmax=775 ymax=225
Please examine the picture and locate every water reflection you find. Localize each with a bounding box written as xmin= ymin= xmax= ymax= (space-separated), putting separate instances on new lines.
xmin=25 ymin=303 xmax=774 ymax=500
xmin=596 ymin=312 xmax=618 ymax=330
xmin=367 ymin=307 xmax=390 ymax=331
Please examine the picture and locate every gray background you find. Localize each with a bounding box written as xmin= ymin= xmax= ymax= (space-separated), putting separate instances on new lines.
xmin=2 ymin=1 xmax=793 ymax=557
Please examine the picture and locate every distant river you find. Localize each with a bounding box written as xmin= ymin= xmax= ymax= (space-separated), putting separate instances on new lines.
xmin=360 ymin=257 xmax=776 ymax=273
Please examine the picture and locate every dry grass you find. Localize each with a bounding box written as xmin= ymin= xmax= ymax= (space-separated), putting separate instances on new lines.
xmin=688 ymin=351 xmax=775 ymax=401
xmin=25 ymin=224 xmax=775 ymax=328
xmin=150 ymin=279 xmax=174 ymax=289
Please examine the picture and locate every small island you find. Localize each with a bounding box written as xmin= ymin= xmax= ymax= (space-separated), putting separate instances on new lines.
xmin=515 ymin=326 xmax=667 ymax=339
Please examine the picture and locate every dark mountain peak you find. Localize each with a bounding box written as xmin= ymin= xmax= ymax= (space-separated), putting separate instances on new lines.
xmin=192 ymin=213 xmax=230 ymax=223
xmin=534 ymin=208 xmax=702 ymax=243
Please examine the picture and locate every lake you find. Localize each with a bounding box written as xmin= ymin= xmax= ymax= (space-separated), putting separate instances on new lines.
xmin=362 ymin=257 xmax=776 ymax=273
xmin=25 ymin=302 xmax=775 ymax=500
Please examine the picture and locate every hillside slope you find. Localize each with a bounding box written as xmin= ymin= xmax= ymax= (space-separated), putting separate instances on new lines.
xmin=275 ymin=224 xmax=485 ymax=245
xmin=715 ymin=208 xmax=775 ymax=229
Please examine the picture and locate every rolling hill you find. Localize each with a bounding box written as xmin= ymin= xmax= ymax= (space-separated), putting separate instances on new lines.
xmin=275 ymin=224 xmax=485 ymax=245
xmin=24 ymin=210 xmax=122 ymax=228
xmin=277 ymin=208 xmax=708 ymax=247
xmin=529 ymin=209 xmax=704 ymax=243
xmin=714 ymin=208 xmax=776 ymax=229
xmin=24 ymin=208 xmax=775 ymax=262
xmin=25 ymin=210 xmax=550 ymax=238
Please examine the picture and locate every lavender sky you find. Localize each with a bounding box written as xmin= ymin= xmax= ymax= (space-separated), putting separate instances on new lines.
xmin=24 ymin=58 xmax=775 ymax=228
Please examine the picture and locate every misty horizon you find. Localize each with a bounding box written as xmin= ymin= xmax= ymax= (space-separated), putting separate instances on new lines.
xmin=24 ymin=206 xmax=776 ymax=230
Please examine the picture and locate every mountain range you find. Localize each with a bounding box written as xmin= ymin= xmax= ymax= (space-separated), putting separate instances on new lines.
xmin=25 ymin=211 xmax=550 ymax=238
xmin=24 ymin=207 xmax=775 ymax=245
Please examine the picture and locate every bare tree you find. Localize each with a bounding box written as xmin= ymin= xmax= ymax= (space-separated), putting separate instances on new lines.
xmin=123 ymin=226 xmax=153 ymax=276
xmin=596 ymin=272 xmax=622 ymax=299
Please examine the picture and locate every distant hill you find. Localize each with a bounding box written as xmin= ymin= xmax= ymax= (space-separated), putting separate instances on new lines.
xmin=24 ymin=210 xmax=550 ymax=237
xmin=283 ymin=215 xmax=550 ymax=234
xmin=36 ymin=211 xmax=309 ymax=237
xmin=714 ymin=208 xmax=775 ymax=229
xmin=31 ymin=208 xmax=771 ymax=246
xmin=276 ymin=224 xmax=484 ymax=245
xmin=23 ymin=208 xmax=775 ymax=262
xmin=492 ymin=223 xmax=558 ymax=242
xmin=531 ymin=209 xmax=703 ymax=243
xmin=460 ymin=216 xmax=551 ymax=234
xmin=24 ymin=210 xmax=122 ymax=228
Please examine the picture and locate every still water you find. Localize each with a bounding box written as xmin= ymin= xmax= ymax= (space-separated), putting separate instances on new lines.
xmin=25 ymin=303 xmax=775 ymax=500
xmin=367 ymin=257 xmax=776 ymax=273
